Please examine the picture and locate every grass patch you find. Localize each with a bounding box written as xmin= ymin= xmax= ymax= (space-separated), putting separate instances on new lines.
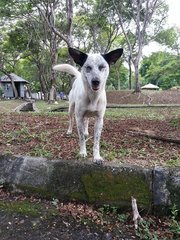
xmin=0 ymin=99 xmax=25 ymax=113
xmin=35 ymin=100 xmax=68 ymax=113
xmin=170 ymin=118 xmax=180 ymax=128
xmin=29 ymin=144 xmax=53 ymax=158
xmin=166 ymin=156 xmax=180 ymax=167
xmin=0 ymin=198 xmax=60 ymax=220
xmin=0 ymin=200 xmax=42 ymax=217
xmin=101 ymin=141 xmax=132 ymax=161
xmin=105 ymin=107 xmax=180 ymax=120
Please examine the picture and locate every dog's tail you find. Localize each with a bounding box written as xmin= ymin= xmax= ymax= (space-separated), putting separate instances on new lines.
xmin=53 ymin=64 xmax=80 ymax=78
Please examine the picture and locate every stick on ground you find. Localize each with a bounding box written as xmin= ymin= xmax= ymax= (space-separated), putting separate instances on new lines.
xmin=131 ymin=196 xmax=143 ymax=229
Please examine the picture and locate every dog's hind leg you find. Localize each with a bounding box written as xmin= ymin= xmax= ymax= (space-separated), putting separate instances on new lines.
xmin=76 ymin=115 xmax=87 ymax=158
xmin=67 ymin=103 xmax=75 ymax=135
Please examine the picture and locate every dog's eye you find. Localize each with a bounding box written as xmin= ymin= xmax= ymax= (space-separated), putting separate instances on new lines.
xmin=99 ymin=65 xmax=105 ymax=71
xmin=86 ymin=66 xmax=92 ymax=72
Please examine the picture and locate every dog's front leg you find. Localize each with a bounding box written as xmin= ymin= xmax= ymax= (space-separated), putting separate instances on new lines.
xmin=93 ymin=116 xmax=104 ymax=163
xmin=84 ymin=117 xmax=89 ymax=137
xmin=76 ymin=116 xmax=87 ymax=158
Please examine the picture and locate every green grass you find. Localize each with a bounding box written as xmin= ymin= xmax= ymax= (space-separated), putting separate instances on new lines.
xmin=166 ymin=156 xmax=180 ymax=167
xmin=0 ymin=99 xmax=25 ymax=113
xmin=170 ymin=118 xmax=180 ymax=127
xmin=105 ymin=107 xmax=180 ymax=120
xmin=0 ymin=200 xmax=42 ymax=217
xmin=0 ymin=99 xmax=68 ymax=114
xmin=1 ymin=100 xmax=180 ymax=121
xmin=29 ymin=144 xmax=53 ymax=158
xmin=35 ymin=100 xmax=68 ymax=113
xmin=0 ymin=199 xmax=59 ymax=219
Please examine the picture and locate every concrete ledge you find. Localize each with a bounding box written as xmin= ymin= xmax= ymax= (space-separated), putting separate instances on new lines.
xmin=153 ymin=167 xmax=180 ymax=213
xmin=13 ymin=101 xmax=39 ymax=112
xmin=0 ymin=155 xmax=179 ymax=213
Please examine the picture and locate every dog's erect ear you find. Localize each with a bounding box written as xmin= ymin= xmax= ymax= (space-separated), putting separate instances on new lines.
xmin=102 ymin=48 xmax=123 ymax=65
xmin=68 ymin=47 xmax=88 ymax=67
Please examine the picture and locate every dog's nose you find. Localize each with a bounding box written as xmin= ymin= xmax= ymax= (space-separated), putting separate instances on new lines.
xmin=91 ymin=78 xmax=100 ymax=91
xmin=92 ymin=78 xmax=100 ymax=86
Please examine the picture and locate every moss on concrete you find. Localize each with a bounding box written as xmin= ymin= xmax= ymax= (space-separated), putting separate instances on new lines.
xmin=18 ymin=184 xmax=55 ymax=199
xmin=81 ymin=170 xmax=151 ymax=207
xmin=69 ymin=190 xmax=88 ymax=202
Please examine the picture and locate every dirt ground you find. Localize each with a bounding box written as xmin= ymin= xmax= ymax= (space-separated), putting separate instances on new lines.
xmin=0 ymin=189 xmax=132 ymax=240
xmin=0 ymin=109 xmax=179 ymax=167
xmin=0 ymin=189 xmax=177 ymax=240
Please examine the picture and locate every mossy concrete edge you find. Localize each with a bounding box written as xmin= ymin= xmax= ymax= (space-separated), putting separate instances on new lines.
xmin=0 ymin=155 xmax=179 ymax=213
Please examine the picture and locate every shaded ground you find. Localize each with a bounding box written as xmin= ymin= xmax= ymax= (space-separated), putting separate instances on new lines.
xmin=0 ymin=189 xmax=177 ymax=240
xmin=0 ymin=107 xmax=179 ymax=167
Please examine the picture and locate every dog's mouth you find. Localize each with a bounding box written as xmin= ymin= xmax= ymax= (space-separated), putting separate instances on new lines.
xmin=91 ymin=80 xmax=100 ymax=91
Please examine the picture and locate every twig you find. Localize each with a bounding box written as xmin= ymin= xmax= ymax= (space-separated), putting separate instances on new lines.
xmin=128 ymin=130 xmax=180 ymax=144
xmin=131 ymin=196 xmax=143 ymax=229
xmin=85 ymin=136 xmax=93 ymax=142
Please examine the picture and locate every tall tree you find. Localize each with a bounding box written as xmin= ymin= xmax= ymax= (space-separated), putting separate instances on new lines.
xmin=32 ymin=0 xmax=75 ymax=92
xmin=32 ymin=0 xmax=74 ymax=47
xmin=75 ymin=0 xmax=121 ymax=53
xmin=0 ymin=0 xmax=74 ymax=100
xmin=112 ymin=0 xmax=168 ymax=92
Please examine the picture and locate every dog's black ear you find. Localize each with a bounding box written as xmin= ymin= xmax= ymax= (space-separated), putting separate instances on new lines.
xmin=102 ymin=48 xmax=123 ymax=65
xmin=68 ymin=47 xmax=88 ymax=67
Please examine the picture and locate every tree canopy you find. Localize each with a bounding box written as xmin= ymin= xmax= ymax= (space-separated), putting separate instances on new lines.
xmin=140 ymin=51 xmax=180 ymax=89
xmin=0 ymin=0 xmax=178 ymax=99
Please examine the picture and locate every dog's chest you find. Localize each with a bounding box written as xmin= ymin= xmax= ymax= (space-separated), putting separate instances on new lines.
xmin=83 ymin=103 xmax=100 ymax=117
xmin=81 ymin=93 xmax=106 ymax=117
xmin=84 ymin=110 xmax=98 ymax=117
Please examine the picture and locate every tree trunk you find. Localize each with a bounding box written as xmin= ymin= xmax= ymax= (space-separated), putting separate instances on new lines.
xmin=24 ymin=85 xmax=32 ymax=99
xmin=37 ymin=63 xmax=49 ymax=101
xmin=112 ymin=0 xmax=164 ymax=93
xmin=49 ymin=32 xmax=58 ymax=102
xmin=7 ymin=74 xmax=19 ymax=98
xmin=128 ymin=56 xmax=132 ymax=90
xmin=49 ymin=85 xmax=56 ymax=103
xmin=134 ymin=62 xmax=141 ymax=93
xmin=116 ymin=66 xmax=120 ymax=90
xmin=0 ymin=71 xmax=18 ymax=98
xmin=66 ymin=0 xmax=73 ymax=47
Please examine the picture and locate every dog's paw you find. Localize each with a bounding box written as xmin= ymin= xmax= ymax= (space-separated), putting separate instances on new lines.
xmin=93 ymin=156 xmax=104 ymax=165
xmin=84 ymin=133 xmax=89 ymax=139
xmin=79 ymin=151 xmax=87 ymax=158
xmin=66 ymin=130 xmax=72 ymax=135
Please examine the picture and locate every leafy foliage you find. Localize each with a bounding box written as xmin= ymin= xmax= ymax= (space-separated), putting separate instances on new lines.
xmin=155 ymin=27 xmax=180 ymax=55
xmin=0 ymin=0 xmax=178 ymax=95
xmin=108 ymin=62 xmax=129 ymax=90
xmin=140 ymin=51 xmax=180 ymax=89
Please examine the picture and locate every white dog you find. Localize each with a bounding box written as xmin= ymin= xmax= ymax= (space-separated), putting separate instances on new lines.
xmin=53 ymin=47 xmax=123 ymax=163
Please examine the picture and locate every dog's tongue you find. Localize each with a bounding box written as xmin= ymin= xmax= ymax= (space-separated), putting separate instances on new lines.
xmin=92 ymin=86 xmax=99 ymax=91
